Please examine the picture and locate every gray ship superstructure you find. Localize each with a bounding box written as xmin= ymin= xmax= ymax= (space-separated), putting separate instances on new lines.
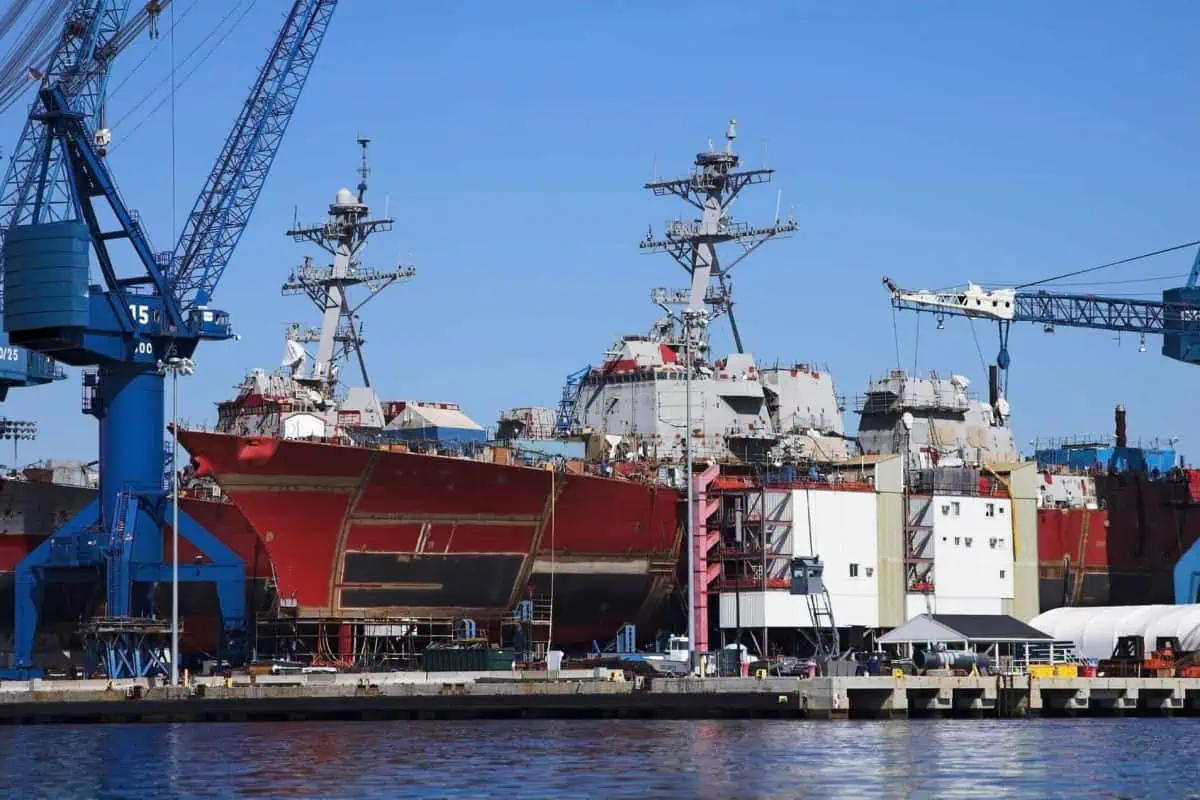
xmin=504 ymin=120 xmax=849 ymax=466
xmin=213 ymin=141 xmax=489 ymax=445
xmin=856 ymin=368 xmax=1018 ymax=468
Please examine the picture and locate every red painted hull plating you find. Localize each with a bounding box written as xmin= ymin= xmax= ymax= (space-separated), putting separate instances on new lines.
xmin=178 ymin=430 xmax=681 ymax=644
xmin=1037 ymin=473 xmax=1200 ymax=609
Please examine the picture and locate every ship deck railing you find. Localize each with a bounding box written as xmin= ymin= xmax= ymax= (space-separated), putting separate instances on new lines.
xmin=999 ymin=641 xmax=1088 ymax=674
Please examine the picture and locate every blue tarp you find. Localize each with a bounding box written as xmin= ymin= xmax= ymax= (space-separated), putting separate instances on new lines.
xmin=391 ymin=425 xmax=487 ymax=445
xmin=1034 ymin=445 xmax=1177 ymax=475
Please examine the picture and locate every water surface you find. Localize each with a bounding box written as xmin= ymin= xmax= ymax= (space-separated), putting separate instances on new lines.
xmin=0 ymin=718 xmax=1195 ymax=798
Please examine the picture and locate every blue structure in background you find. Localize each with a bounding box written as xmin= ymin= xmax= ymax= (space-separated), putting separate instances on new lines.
xmin=391 ymin=425 xmax=487 ymax=446
xmin=0 ymin=336 xmax=64 ymax=400
xmin=1034 ymin=443 xmax=1178 ymax=475
xmin=1175 ymin=542 xmax=1200 ymax=605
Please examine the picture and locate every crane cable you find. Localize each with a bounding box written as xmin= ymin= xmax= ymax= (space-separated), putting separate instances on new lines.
xmin=911 ymin=313 xmax=920 ymax=377
xmin=0 ymin=0 xmax=64 ymax=83
xmin=0 ymin=0 xmax=68 ymax=107
xmin=109 ymin=0 xmax=257 ymax=152
xmin=0 ymin=0 xmax=38 ymax=50
xmin=0 ymin=0 xmax=177 ymax=115
xmin=105 ymin=0 xmax=195 ymax=101
xmin=1024 ymin=272 xmax=1189 ymax=289
xmin=170 ymin=0 xmax=176 ymax=248
xmin=1016 ymin=238 xmax=1200 ymax=290
xmin=890 ymin=302 xmax=902 ymax=371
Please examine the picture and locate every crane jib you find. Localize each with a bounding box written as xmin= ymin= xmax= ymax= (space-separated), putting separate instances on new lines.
xmin=887 ymin=276 xmax=1200 ymax=367
xmin=170 ymin=0 xmax=337 ymax=318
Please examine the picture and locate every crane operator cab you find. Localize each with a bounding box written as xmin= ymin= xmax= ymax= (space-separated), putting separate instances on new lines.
xmin=790 ymin=556 xmax=824 ymax=596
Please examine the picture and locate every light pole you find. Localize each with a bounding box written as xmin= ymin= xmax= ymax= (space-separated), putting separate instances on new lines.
xmin=0 ymin=419 xmax=37 ymax=471
xmin=158 ymin=355 xmax=195 ymax=685
xmin=681 ymin=308 xmax=707 ymax=673
xmin=683 ymin=310 xmax=694 ymax=672
xmin=654 ymin=301 xmax=706 ymax=673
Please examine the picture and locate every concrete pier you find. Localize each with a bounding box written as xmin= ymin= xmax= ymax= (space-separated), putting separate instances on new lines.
xmin=3 ymin=672 xmax=1200 ymax=724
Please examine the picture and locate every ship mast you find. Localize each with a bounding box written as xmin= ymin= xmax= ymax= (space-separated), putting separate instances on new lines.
xmin=642 ymin=119 xmax=796 ymax=354
xmin=281 ymin=138 xmax=416 ymax=397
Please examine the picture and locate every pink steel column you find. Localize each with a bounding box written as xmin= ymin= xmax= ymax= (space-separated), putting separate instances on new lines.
xmin=691 ymin=464 xmax=721 ymax=653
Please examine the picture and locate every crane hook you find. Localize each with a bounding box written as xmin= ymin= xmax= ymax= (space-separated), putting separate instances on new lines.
xmin=146 ymin=1 xmax=163 ymax=40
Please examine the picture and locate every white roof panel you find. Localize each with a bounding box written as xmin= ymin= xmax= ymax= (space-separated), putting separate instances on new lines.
xmin=1030 ymin=604 xmax=1200 ymax=660
xmin=402 ymin=405 xmax=484 ymax=431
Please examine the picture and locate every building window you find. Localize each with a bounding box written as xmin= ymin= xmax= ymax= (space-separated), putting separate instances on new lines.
xmin=941 ymin=504 xmax=950 ymax=516
xmin=951 ymin=501 xmax=961 ymax=516
xmin=1000 ymin=569 xmax=1006 ymax=579
xmin=865 ymin=566 xmax=874 ymax=577
xmin=849 ymin=563 xmax=859 ymax=578
xmin=985 ymin=503 xmax=995 ymax=518
xmin=965 ymin=537 xmax=973 ymax=547
xmin=954 ymin=536 xmax=960 ymax=546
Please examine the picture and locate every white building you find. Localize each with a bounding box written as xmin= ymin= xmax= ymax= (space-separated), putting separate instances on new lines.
xmin=904 ymin=493 xmax=1015 ymax=618
xmin=711 ymin=454 xmax=1037 ymax=644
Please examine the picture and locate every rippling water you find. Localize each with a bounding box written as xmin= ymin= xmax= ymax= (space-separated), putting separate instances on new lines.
xmin=0 ymin=718 xmax=1196 ymax=798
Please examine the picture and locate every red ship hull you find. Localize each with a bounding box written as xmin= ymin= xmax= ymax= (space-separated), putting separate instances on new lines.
xmin=1037 ymin=472 xmax=1200 ymax=610
xmin=177 ymin=430 xmax=682 ymax=646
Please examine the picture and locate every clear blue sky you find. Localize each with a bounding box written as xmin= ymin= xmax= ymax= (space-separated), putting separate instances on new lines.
xmin=2 ymin=0 xmax=1199 ymax=465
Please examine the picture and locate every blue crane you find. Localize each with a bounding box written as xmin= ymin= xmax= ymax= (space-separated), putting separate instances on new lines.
xmin=554 ymin=364 xmax=591 ymax=435
xmin=882 ymin=274 xmax=1200 ymax=394
xmin=0 ymin=0 xmax=338 ymax=677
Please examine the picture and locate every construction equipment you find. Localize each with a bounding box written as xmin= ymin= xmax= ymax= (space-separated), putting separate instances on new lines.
xmin=882 ymin=274 xmax=1200 ymax=397
xmin=0 ymin=0 xmax=337 ymax=676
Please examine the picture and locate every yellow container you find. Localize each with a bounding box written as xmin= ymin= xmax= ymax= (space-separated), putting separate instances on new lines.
xmin=1053 ymin=664 xmax=1078 ymax=678
xmin=1027 ymin=664 xmax=1056 ymax=678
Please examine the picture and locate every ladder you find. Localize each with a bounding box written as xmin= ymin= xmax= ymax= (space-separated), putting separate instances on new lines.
xmin=807 ymin=586 xmax=840 ymax=659
xmin=1070 ymin=511 xmax=1092 ymax=606
xmin=104 ymin=491 xmax=140 ymax=617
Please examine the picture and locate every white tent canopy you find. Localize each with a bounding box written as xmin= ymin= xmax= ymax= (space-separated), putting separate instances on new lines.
xmin=1030 ymin=605 xmax=1200 ymax=661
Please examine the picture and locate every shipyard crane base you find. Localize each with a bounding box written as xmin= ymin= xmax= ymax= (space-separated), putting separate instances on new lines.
xmin=8 ymin=493 xmax=247 ymax=677
xmin=80 ymin=616 xmax=178 ymax=680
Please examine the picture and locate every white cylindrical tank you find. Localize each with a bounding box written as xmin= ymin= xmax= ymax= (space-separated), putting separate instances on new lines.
xmin=1031 ymin=604 xmax=1200 ymax=660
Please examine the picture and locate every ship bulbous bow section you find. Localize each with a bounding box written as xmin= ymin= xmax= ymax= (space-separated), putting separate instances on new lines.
xmin=175 ymin=429 xmax=681 ymax=645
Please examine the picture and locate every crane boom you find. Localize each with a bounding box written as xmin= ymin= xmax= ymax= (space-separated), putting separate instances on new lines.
xmin=883 ymin=276 xmax=1200 ymax=333
xmin=169 ymin=0 xmax=336 ymax=315
xmin=883 ymin=275 xmax=1200 ymax=365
